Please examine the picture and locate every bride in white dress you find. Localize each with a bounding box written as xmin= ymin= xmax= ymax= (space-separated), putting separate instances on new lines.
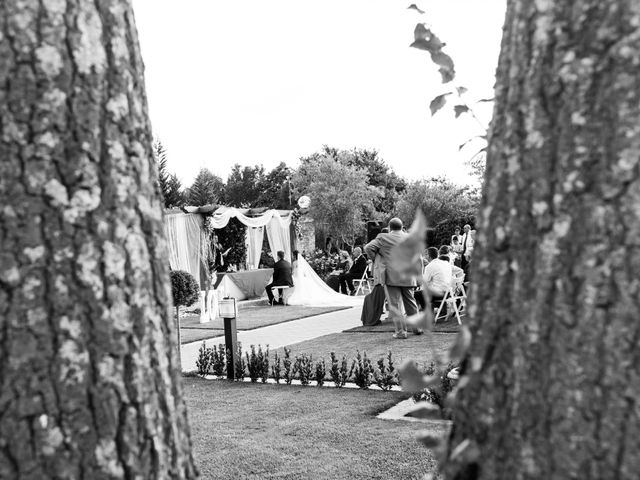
xmin=287 ymin=252 xmax=363 ymax=307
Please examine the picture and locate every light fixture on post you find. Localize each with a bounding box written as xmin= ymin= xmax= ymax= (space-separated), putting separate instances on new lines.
xmin=219 ymin=297 xmax=238 ymax=379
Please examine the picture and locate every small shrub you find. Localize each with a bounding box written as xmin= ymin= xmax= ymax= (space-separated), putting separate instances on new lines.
xmin=283 ymin=348 xmax=294 ymax=385
xmin=227 ymin=343 xmax=246 ymax=381
xmin=211 ymin=344 xmax=226 ymax=377
xmin=329 ymin=352 xmax=349 ymax=388
xmin=246 ymin=345 xmax=260 ymax=382
xmin=295 ymin=354 xmax=313 ymax=386
xmin=349 ymin=350 xmax=374 ymax=389
xmin=374 ymin=351 xmax=397 ymax=391
xmin=260 ymin=345 xmax=270 ymax=383
xmin=170 ymin=270 xmax=200 ymax=309
xmin=271 ymin=352 xmax=282 ymax=384
xmin=314 ymin=359 xmax=326 ymax=387
xmin=195 ymin=342 xmax=211 ymax=376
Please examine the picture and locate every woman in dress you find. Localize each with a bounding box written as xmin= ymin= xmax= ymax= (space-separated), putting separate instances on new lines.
xmin=287 ymin=251 xmax=363 ymax=307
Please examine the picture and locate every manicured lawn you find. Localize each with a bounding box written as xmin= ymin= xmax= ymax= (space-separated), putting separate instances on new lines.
xmin=183 ymin=378 xmax=445 ymax=479
xmin=272 ymin=331 xmax=457 ymax=370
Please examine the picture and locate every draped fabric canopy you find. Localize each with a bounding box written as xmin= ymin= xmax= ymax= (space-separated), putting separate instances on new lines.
xmin=164 ymin=207 xmax=293 ymax=280
xmin=205 ymin=207 xmax=292 ymax=262
xmin=164 ymin=213 xmax=205 ymax=282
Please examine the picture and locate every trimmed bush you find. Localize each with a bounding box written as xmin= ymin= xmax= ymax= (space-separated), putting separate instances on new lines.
xmin=260 ymin=346 xmax=270 ymax=383
xmin=349 ymin=351 xmax=374 ymax=389
xmin=295 ymin=354 xmax=313 ymax=386
xmin=170 ymin=270 xmax=200 ymax=309
xmin=329 ymin=352 xmax=349 ymax=388
xmin=283 ymin=348 xmax=294 ymax=385
xmin=195 ymin=342 xmax=211 ymax=376
xmin=211 ymin=344 xmax=226 ymax=377
xmin=373 ymin=351 xmax=398 ymax=391
xmin=314 ymin=359 xmax=327 ymax=387
xmin=271 ymin=352 xmax=282 ymax=384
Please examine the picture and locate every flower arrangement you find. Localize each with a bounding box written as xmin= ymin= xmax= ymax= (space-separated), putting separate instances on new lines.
xmin=304 ymin=250 xmax=340 ymax=279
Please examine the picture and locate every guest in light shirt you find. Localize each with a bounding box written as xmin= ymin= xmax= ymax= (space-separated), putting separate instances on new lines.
xmin=423 ymin=247 xmax=452 ymax=300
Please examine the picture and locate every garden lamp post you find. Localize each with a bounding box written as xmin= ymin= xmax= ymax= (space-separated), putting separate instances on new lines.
xmin=219 ymin=298 xmax=238 ymax=379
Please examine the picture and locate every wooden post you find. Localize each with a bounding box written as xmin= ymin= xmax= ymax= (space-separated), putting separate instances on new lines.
xmin=224 ymin=317 xmax=238 ymax=379
xmin=219 ymin=298 xmax=238 ymax=380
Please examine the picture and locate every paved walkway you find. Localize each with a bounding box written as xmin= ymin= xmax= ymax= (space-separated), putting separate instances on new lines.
xmin=181 ymin=305 xmax=362 ymax=372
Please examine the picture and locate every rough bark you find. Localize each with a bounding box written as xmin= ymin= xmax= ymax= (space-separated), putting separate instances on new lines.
xmin=0 ymin=1 xmax=197 ymax=478
xmin=445 ymin=1 xmax=640 ymax=479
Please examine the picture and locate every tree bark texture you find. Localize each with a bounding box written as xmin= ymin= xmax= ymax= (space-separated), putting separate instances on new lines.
xmin=445 ymin=1 xmax=640 ymax=479
xmin=0 ymin=1 xmax=197 ymax=478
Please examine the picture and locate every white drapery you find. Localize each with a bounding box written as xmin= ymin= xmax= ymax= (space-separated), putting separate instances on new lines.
xmin=265 ymin=216 xmax=292 ymax=261
xmin=165 ymin=207 xmax=293 ymax=278
xmin=164 ymin=213 xmax=204 ymax=281
xmin=205 ymin=207 xmax=292 ymax=263
xmin=245 ymin=226 xmax=264 ymax=270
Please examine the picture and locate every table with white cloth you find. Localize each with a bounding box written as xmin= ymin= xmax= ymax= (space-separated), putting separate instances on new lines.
xmin=214 ymin=269 xmax=274 ymax=300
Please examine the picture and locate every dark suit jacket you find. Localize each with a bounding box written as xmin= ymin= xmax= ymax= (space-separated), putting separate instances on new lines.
xmin=272 ymin=259 xmax=294 ymax=287
xmin=349 ymin=255 xmax=368 ymax=278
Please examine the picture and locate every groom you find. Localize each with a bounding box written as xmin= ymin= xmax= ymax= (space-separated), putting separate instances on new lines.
xmin=265 ymin=251 xmax=294 ymax=305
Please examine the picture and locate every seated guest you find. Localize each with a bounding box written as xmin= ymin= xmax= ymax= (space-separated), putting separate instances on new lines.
xmin=423 ymin=247 xmax=452 ymax=301
xmin=339 ymin=247 xmax=368 ymax=295
xmin=265 ymin=250 xmax=294 ymax=305
xmin=450 ymin=236 xmax=463 ymax=266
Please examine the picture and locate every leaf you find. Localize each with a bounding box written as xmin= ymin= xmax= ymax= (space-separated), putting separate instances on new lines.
xmin=399 ymin=360 xmax=440 ymax=391
xmin=405 ymin=308 xmax=433 ymax=331
xmin=411 ymin=24 xmax=445 ymax=51
xmin=456 ymin=86 xmax=468 ymax=95
xmin=454 ymin=105 xmax=470 ymax=118
xmin=458 ymin=135 xmax=488 ymax=151
xmin=388 ymin=210 xmax=428 ymax=275
xmin=407 ymin=3 xmax=425 ymax=14
xmin=405 ymin=402 xmax=442 ymax=420
xmin=430 ymin=50 xmax=454 ymax=71
xmin=416 ymin=430 xmax=443 ymax=448
xmin=447 ymin=325 xmax=471 ymax=364
xmin=477 ymin=97 xmax=495 ymax=103
xmin=439 ymin=67 xmax=455 ymax=84
xmin=429 ymin=93 xmax=450 ymax=116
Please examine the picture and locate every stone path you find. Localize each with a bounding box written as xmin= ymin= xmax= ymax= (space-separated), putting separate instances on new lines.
xmin=181 ymin=305 xmax=362 ymax=372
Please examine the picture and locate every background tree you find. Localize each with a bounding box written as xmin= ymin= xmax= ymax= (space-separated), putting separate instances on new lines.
xmin=298 ymin=146 xmax=406 ymax=217
xmin=256 ymin=162 xmax=292 ymax=209
xmin=438 ymin=1 xmax=640 ymax=479
xmin=292 ymin=156 xmax=377 ymax=247
xmin=186 ymin=167 xmax=224 ymax=206
xmin=223 ymin=164 xmax=265 ymax=207
xmin=0 ymin=1 xmax=196 ymax=478
xmin=164 ymin=172 xmax=186 ymax=208
xmin=396 ymin=177 xmax=479 ymax=244
xmin=154 ymin=139 xmax=185 ymax=208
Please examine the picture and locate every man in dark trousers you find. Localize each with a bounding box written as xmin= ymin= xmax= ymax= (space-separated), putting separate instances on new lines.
xmin=364 ymin=218 xmax=423 ymax=339
xmin=339 ymin=247 xmax=368 ymax=295
xmin=265 ymin=250 xmax=294 ymax=305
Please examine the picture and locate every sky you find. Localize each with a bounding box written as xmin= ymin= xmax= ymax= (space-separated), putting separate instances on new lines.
xmin=132 ymin=0 xmax=506 ymax=188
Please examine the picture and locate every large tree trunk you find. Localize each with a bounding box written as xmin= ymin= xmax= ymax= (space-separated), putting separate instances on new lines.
xmin=445 ymin=1 xmax=640 ymax=479
xmin=0 ymin=1 xmax=197 ymax=478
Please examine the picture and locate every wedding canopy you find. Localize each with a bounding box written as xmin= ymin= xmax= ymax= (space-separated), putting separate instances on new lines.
xmin=164 ymin=206 xmax=293 ymax=281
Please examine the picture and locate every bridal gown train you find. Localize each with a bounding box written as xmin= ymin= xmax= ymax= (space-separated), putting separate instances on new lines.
xmin=287 ymin=256 xmax=363 ymax=307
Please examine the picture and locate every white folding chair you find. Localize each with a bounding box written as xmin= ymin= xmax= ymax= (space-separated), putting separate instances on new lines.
xmin=434 ymin=275 xmax=467 ymax=325
xmin=353 ymin=265 xmax=373 ymax=296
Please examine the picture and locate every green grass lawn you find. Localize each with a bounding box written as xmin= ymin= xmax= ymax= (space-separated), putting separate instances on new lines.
xmin=271 ymin=332 xmax=457 ymax=370
xmin=183 ymin=378 xmax=445 ymax=479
